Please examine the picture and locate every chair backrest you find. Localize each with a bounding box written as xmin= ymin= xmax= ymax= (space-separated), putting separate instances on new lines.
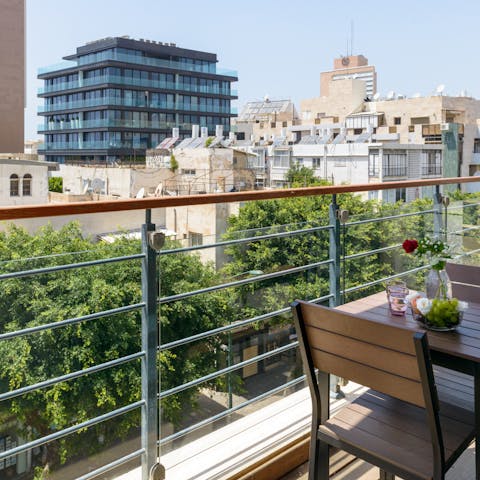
xmin=292 ymin=300 xmax=431 ymax=408
xmin=446 ymin=263 xmax=480 ymax=302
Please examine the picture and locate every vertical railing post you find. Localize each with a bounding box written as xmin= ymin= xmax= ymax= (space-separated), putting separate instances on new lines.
xmin=141 ymin=209 xmax=161 ymax=479
xmin=433 ymin=185 xmax=444 ymax=239
xmin=329 ymin=194 xmax=341 ymax=308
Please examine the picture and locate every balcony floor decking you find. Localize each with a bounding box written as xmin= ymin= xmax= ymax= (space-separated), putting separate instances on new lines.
xmin=281 ymin=443 xmax=475 ymax=480
xmin=281 ymin=444 xmax=475 ymax=480
xmin=280 ymin=365 xmax=475 ymax=480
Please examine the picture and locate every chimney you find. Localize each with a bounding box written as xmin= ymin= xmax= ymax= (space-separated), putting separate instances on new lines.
xmin=215 ymin=125 xmax=224 ymax=138
xmin=192 ymin=125 xmax=200 ymax=138
xmin=172 ymin=127 xmax=179 ymax=138
xmin=200 ymin=127 xmax=208 ymax=138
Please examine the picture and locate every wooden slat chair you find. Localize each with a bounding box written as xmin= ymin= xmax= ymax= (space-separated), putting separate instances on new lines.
xmin=446 ymin=262 xmax=480 ymax=302
xmin=292 ymin=300 xmax=475 ymax=480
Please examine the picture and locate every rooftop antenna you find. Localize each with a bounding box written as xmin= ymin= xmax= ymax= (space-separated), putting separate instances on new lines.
xmin=436 ymin=84 xmax=445 ymax=96
xmin=350 ymin=20 xmax=354 ymax=56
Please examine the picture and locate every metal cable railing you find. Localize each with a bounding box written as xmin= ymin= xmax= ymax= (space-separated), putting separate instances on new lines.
xmin=0 ymin=178 xmax=476 ymax=480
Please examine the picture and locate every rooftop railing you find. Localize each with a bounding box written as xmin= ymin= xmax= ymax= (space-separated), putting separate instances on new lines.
xmin=0 ymin=177 xmax=478 ymax=480
xmin=38 ymin=54 xmax=238 ymax=78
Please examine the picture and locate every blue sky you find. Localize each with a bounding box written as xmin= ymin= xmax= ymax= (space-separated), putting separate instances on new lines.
xmin=26 ymin=0 xmax=480 ymax=139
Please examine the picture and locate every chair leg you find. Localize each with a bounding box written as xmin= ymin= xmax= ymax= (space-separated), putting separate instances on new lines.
xmin=309 ymin=437 xmax=329 ymax=480
xmin=379 ymin=469 xmax=394 ymax=480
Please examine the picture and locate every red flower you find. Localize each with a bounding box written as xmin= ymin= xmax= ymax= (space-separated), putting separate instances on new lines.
xmin=402 ymin=239 xmax=418 ymax=254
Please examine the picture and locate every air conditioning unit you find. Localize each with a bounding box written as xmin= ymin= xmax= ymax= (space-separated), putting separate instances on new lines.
xmin=440 ymin=123 xmax=450 ymax=131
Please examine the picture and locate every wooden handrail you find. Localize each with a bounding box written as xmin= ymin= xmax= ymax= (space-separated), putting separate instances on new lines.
xmin=0 ymin=176 xmax=478 ymax=221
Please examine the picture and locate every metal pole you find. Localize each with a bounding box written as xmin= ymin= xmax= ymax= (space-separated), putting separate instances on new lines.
xmin=227 ymin=333 xmax=233 ymax=409
xmin=329 ymin=194 xmax=341 ymax=307
xmin=141 ymin=209 xmax=160 ymax=479
xmin=433 ymin=185 xmax=444 ymax=238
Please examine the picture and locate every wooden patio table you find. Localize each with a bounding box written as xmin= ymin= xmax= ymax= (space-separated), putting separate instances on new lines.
xmin=336 ymin=291 xmax=480 ymax=479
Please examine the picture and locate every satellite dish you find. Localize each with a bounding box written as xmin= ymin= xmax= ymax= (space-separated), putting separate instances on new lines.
xmin=459 ymin=89 xmax=467 ymax=97
xmin=372 ymin=92 xmax=381 ymax=101
xmin=136 ymin=187 xmax=145 ymax=199
xmin=91 ymin=178 xmax=103 ymax=194
xmin=412 ymin=92 xmax=421 ymax=98
xmin=263 ymin=94 xmax=270 ymax=102
xmin=387 ymin=91 xmax=396 ymax=100
xmin=436 ymin=84 xmax=445 ymax=95
xmin=154 ymin=183 xmax=163 ymax=196
xmin=82 ymin=182 xmax=90 ymax=194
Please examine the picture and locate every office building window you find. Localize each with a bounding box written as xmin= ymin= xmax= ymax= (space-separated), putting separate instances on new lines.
xmin=421 ymin=151 xmax=442 ymax=175
xmin=273 ymin=150 xmax=290 ymax=168
xmin=23 ymin=174 xmax=32 ymax=196
xmin=474 ymin=139 xmax=480 ymax=153
xmin=396 ymin=188 xmax=406 ymax=202
xmin=189 ymin=232 xmax=203 ymax=247
xmin=10 ymin=174 xmax=19 ymax=196
xmin=369 ymin=150 xmax=380 ymax=176
xmin=394 ymin=117 xmax=401 ymax=125
xmin=383 ymin=152 xmax=407 ymax=177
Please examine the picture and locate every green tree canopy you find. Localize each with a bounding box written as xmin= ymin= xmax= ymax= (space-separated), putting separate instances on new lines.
xmin=0 ymin=222 xmax=231 ymax=469
xmin=48 ymin=177 xmax=63 ymax=193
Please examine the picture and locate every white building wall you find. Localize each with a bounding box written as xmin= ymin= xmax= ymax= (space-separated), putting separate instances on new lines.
xmin=0 ymin=160 xmax=49 ymax=206
xmin=59 ymin=165 xmax=170 ymax=198
xmin=4 ymin=209 xmax=167 ymax=239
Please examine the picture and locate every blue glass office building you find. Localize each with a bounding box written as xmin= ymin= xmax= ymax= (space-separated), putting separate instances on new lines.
xmin=38 ymin=37 xmax=238 ymax=163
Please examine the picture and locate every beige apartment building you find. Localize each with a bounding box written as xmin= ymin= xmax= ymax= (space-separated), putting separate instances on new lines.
xmin=233 ymin=98 xmax=300 ymax=143
xmin=301 ymin=78 xmax=480 ymax=178
xmin=320 ymin=54 xmax=376 ymax=98
xmin=233 ymin=53 xmax=480 ymax=196
xmin=0 ymin=0 xmax=25 ymax=153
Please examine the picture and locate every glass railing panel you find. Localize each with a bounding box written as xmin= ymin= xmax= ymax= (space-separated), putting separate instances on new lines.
xmin=0 ymin=213 xmax=154 ymax=480
xmin=0 ymin=183 xmax=478 ymax=479
xmin=39 ymin=76 xmax=237 ymax=97
xmin=157 ymin=200 xmax=335 ymax=450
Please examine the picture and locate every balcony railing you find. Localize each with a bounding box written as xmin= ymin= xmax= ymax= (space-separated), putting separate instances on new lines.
xmin=38 ymin=76 xmax=237 ymax=97
xmin=38 ymin=54 xmax=238 ymax=78
xmin=382 ymin=166 xmax=407 ymax=177
xmin=38 ymin=98 xmax=236 ymax=115
xmin=422 ymin=164 xmax=443 ymax=175
xmin=0 ymin=177 xmax=478 ymax=480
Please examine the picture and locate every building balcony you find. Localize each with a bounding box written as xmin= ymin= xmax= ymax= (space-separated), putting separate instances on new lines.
xmin=38 ymin=98 xmax=236 ymax=115
xmin=422 ymin=164 xmax=443 ymax=176
xmin=38 ymin=76 xmax=237 ymax=98
xmin=39 ymin=140 xmax=149 ymax=151
xmin=0 ymin=177 xmax=478 ymax=480
xmin=38 ymin=52 xmax=238 ymax=79
xmin=38 ymin=119 xmax=178 ymax=132
xmin=382 ymin=167 xmax=407 ymax=177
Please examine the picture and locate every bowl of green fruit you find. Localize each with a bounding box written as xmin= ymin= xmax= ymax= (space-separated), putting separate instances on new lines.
xmin=408 ymin=295 xmax=468 ymax=331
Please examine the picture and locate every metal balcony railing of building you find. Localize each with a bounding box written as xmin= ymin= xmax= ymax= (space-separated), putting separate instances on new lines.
xmin=0 ymin=176 xmax=478 ymax=480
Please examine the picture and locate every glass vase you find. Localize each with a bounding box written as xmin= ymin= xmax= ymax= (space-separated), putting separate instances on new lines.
xmin=425 ymin=268 xmax=452 ymax=300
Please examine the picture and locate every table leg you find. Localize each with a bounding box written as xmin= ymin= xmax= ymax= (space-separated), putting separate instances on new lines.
xmin=475 ymin=363 xmax=480 ymax=480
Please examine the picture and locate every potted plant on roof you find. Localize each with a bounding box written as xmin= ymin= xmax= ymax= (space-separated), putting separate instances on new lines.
xmin=402 ymin=237 xmax=468 ymax=330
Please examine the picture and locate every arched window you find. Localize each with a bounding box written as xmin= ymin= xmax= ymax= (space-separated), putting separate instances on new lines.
xmin=23 ymin=174 xmax=32 ymax=196
xmin=10 ymin=174 xmax=19 ymax=197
